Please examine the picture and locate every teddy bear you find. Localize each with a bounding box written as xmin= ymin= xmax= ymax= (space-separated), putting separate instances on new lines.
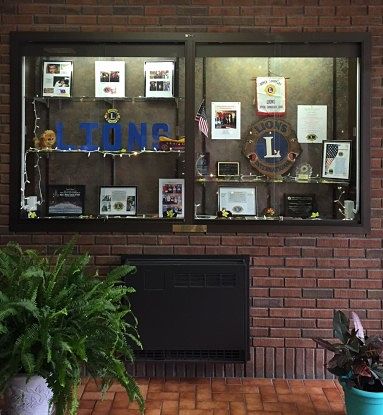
xmin=34 ymin=129 xmax=56 ymax=149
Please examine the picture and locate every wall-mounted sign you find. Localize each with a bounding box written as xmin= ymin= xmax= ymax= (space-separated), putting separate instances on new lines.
xmin=243 ymin=118 xmax=301 ymax=178
xmin=53 ymin=121 xmax=170 ymax=152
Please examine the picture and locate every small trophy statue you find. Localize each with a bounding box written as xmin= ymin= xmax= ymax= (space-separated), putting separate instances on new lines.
xmin=295 ymin=163 xmax=313 ymax=182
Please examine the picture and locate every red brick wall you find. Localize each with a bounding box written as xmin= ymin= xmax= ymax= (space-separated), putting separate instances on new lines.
xmin=1 ymin=0 xmax=382 ymax=379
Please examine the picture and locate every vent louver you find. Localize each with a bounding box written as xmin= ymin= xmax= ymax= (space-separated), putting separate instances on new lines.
xmin=135 ymin=349 xmax=244 ymax=362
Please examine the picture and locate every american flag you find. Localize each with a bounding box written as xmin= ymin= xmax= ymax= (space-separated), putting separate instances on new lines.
xmin=325 ymin=143 xmax=339 ymax=171
xmin=195 ymin=100 xmax=209 ymax=138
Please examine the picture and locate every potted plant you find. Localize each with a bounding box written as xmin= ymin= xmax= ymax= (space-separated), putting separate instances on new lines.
xmin=0 ymin=241 xmax=144 ymax=415
xmin=312 ymin=310 xmax=383 ymax=415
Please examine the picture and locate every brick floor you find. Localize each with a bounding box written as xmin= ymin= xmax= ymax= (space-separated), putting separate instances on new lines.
xmin=76 ymin=377 xmax=345 ymax=415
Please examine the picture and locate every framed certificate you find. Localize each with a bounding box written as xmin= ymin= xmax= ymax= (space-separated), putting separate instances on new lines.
xmin=297 ymin=105 xmax=327 ymax=143
xmin=144 ymin=61 xmax=175 ymax=98
xmin=218 ymin=187 xmax=256 ymax=216
xmin=321 ymin=141 xmax=351 ymax=180
xmin=99 ymin=186 xmax=137 ymax=216
xmin=42 ymin=61 xmax=73 ymax=97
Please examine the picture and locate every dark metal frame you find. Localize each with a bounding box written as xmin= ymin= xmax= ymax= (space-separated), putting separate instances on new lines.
xmin=10 ymin=32 xmax=371 ymax=233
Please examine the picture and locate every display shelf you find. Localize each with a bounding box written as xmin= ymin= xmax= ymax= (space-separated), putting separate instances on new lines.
xmin=27 ymin=96 xmax=185 ymax=103
xmin=26 ymin=148 xmax=185 ymax=156
xmin=195 ymin=175 xmax=349 ymax=185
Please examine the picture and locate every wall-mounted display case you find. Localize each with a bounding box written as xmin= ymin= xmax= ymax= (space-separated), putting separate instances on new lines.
xmin=10 ymin=32 xmax=370 ymax=233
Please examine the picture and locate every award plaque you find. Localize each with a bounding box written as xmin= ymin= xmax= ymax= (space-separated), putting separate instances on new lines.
xmin=217 ymin=162 xmax=239 ymax=177
xmin=195 ymin=153 xmax=210 ymax=176
xmin=284 ymin=194 xmax=315 ymax=218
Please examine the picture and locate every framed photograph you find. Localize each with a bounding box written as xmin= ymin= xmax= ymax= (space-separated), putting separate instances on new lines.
xmin=211 ymin=102 xmax=241 ymax=139
xmin=217 ymin=162 xmax=240 ymax=177
xmin=42 ymin=61 xmax=73 ymax=97
xmin=47 ymin=185 xmax=85 ymax=216
xmin=159 ymin=178 xmax=184 ymax=218
xmin=95 ymin=61 xmax=125 ymax=98
xmin=99 ymin=186 xmax=137 ymax=216
xmin=321 ymin=140 xmax=351 ymax=180
xmin=144 ymin=61 xmax=175 ymax=98
xmin=218 ymin=187 xmax=256 ymax=216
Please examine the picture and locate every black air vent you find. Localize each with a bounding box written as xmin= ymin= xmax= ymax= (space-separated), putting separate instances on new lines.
xmin=123 ymin=255 xmax=249 ymax=363
xmin=135 ymin=349 xmax=245 ymax=362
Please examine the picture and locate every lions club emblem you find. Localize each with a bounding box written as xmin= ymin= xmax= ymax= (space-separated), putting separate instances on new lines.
xmin=243 ymin=118 xmax=301 ymax=178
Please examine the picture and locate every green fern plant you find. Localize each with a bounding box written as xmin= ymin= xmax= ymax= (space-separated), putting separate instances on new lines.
xmin=0 ymin=241 xmax=144 ymax=415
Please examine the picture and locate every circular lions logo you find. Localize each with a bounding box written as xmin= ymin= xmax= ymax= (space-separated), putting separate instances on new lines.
xmin=265 ymin=84 xmax=276 ymax=96
xmin=243 ymin=118 xmax=301 ymax=178
xmin=104 ymin=108 xmax=121 ymax=124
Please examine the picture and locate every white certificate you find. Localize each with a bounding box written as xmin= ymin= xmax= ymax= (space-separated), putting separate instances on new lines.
xmin=297 ymin=105 xmax=327 ymax=143
xmin=211 ymin=102 xmax=241 ymax=140
xmin=218 ymin=187 xmax=256 ymax=216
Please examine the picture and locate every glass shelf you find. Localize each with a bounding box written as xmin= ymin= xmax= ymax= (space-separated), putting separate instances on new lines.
xmin=26 ymin=96 xmax=184 ymax=103
xmin=195 ymin=175 xmax=349 ymax=185
xmin=26 ymin=148 xmax=185 ymax=156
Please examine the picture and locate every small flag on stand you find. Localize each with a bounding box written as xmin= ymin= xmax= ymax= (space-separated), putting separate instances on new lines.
xmin=195 ymin=99 xmax=209 ymax=138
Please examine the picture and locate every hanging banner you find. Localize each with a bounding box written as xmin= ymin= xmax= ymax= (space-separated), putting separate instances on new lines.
xmin=256 ymin=77 xmax=286 ymax=116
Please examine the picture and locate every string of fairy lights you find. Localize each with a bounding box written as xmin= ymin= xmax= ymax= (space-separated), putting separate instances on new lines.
xmin=21 ymin=99 xmax=185 ymax=212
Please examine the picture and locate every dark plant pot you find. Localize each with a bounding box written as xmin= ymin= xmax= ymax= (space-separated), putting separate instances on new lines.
xmin=342 ymin=382 xmax=383 ymax=415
